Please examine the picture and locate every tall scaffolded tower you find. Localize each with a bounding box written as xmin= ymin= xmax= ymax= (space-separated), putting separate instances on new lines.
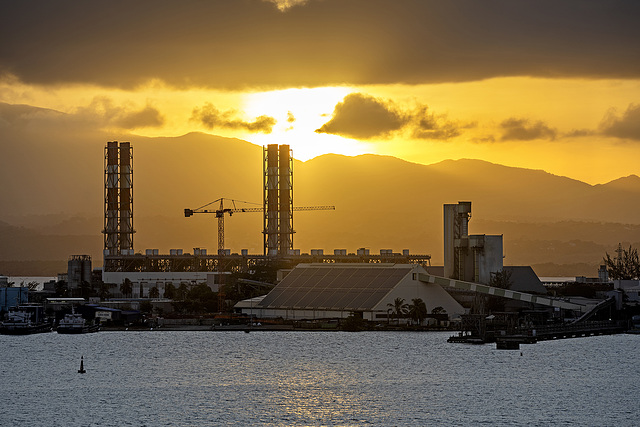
xmin=263 ymin=144 xmax=293 ymax=256
xmin=103 ymin=141 xmax=134 ymax=263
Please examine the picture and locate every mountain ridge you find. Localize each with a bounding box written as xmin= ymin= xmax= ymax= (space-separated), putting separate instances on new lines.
xmin=2 ymin=124 xmax=640 ymax=276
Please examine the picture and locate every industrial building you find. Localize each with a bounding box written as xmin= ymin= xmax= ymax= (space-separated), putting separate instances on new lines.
xmin=444 ymin=201 xmax=503 ymax=284
xmin=1 ymin=286 xmax=29 ymax=313
xmin=100 ymin=141 xmax=431 ymax=291
xmin=234 ymin=263 xmax=464 ymax=321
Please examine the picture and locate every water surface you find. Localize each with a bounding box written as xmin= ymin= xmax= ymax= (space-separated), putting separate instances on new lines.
xmin=1 ymin=331 xmax=638 ymax=426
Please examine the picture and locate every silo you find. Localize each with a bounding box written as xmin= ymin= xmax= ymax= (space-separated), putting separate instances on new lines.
xmin=68 ymin=255 xmax=92 ymax=289
xmin=82 ymin=255 xmax=92 ymax=285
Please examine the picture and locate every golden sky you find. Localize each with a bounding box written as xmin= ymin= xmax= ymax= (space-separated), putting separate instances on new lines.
xmin=2 ymin=0 xmax=640 ymax=185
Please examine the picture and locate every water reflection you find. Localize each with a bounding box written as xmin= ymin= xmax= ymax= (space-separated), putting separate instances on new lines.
xmin=1 ymin=331 xmax=639 ymax=426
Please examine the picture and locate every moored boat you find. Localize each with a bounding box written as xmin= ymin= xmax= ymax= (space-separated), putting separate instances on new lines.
xmin=57 ymin=311 xmax=100 ymax=334
xmin=0 ymin=306 xmax=53 ymax=335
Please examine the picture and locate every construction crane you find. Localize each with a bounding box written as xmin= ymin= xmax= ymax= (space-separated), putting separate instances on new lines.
xmin=184 ymin=198 xmax=261 ymax=254
xmin=184 ymin=198 xmax=335 ymax=254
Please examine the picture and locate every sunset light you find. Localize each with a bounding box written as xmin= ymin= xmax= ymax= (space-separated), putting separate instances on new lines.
xmin=2 ymin=2 xmax=640 ymax=425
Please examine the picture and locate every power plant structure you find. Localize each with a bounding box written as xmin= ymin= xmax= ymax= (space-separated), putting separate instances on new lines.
xmin=443 ymin=201 xmax=503 ymax=284
xmin=101 ymin=141 xmax=432 ymax=296
xmin=103 ymin=141 xmax=134 ymax=269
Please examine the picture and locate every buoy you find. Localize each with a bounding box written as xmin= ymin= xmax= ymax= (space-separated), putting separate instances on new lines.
xmin=78 ymin=356 xmax=86 ymax=374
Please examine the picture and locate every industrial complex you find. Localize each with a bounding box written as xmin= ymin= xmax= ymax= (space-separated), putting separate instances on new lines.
xmin=5 ymin=139 xmax=637 ymax=342
xmin=99 ymin=142 xmax=433 ymax=305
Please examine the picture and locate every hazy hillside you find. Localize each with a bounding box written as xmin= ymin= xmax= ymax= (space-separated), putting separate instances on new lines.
xmin=2 ymin=121 xmax=640 ymax=276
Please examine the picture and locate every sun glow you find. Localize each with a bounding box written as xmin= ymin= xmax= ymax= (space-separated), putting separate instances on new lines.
xmin=241 ymin=87 xmax=370 ymax=161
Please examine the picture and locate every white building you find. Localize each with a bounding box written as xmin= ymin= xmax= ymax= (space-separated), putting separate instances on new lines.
xmin=101 ymin=271 xmax=227 ymax=298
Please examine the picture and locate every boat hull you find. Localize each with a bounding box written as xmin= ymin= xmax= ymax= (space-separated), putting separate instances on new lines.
xmin=0 ymin=323 xmax=53 ymax=335
xmin=57 ymin=325 xmax=100 ymax=334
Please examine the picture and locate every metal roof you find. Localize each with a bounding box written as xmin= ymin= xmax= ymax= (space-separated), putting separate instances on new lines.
xmin=258 ymin=264 xmax=414 ymax=311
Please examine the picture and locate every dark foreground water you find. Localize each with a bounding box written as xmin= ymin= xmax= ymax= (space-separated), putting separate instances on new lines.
xmin=1 ymin=331 xmax=638 ymax=426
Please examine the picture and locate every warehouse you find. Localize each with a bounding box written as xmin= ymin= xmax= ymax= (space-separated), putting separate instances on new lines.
xmin=235 ymin=263 xmax=464 ymax=322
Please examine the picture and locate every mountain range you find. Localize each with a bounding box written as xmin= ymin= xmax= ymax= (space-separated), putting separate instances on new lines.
xmin=1 ymin=127 xmax=639 ymax=277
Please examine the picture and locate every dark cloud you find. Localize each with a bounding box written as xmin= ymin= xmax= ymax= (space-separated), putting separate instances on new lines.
xmin=410 ymin=106 xmax=472 ymax=140
xmin=1 ymin=1 xmax=638 ymax=89
xmin=316 ymin=93 xmax=470 ymax=140
xmin=0 ymin=99 xmax=162 ymax=132
xmin=600 ymin=104 xmax=640 ymax=141
xmin=115 ymin=105 xmax=164 ymax=129
xmin=191 ymin=103 xmax=276 ymax=133
xmin=74 ymin=97 xmax=164 ymax=130
xmin=565 ymin=129 xmax=596 ymax=138
xmin=500 ymin=118 xmax=557 ymax=141
xmin=315 ymin=93 xmax=407 ymax=139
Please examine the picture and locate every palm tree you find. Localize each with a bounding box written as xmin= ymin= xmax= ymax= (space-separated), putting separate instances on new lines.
xmin=120 ymin=278 xmax=133 ymax=297
xmin=408 ymin=298 xmax=428 ymax=325
xmin=387 ymin=297 xmax=409 ymax=325
xmin=164 ymin=283 xmax=176 ymax=299
xmin=149 ymin=286 xmax=160 ymax=299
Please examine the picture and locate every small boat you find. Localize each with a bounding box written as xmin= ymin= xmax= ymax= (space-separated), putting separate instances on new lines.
xmin=0 ymin=306 xmax=53 ymax=335
xmin=57 ymin=311 xmax=100 ymax=334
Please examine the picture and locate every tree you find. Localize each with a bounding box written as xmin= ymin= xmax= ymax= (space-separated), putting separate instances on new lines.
xmin=387 ymin=297 xmax=409 ymax=325
xmin=408 ymin=298 xmax=428 ymax=325
xmin=490 ymin=269 xmax=512 ymax=289
xmin=431 ymin=306 xmax=446 ymax=315
xmin=99 ymin=282 xmax=111 ymax=300
xmin=176 ymin=283 xmax=189 ymax=300
xmin=149 ymin=286 xmax=160 ymax=299
xmin=120 ymin=278 xmax=133 ymax=297
xmin=139 ymin=300 xmax=153 ymax=314
xmin=55 ymin=280 xmax=68 ymax=297
xmin=604 ymin=244 xmax=640 ymax=280
xmin=25 ymin=281 xmax=40 ymax=291
xmin=164 ymin=283 xmax=176 ymax=299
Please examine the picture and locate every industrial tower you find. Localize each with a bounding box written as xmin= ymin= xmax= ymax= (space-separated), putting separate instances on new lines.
xmin=443 ymin=201 xmax=503 ymax=284
xmin=103 ymin=141 xmax=134 ymax=260
xmin=263 ymin=144 xmax=293 ymax=256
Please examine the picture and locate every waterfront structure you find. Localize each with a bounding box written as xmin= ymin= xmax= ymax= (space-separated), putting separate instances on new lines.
xmin=235 ymin=263 xmax=464 ymax=321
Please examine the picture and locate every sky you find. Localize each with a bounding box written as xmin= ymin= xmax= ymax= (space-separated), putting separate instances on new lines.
xmin=2 ymin=0 xmax=640 ymax=185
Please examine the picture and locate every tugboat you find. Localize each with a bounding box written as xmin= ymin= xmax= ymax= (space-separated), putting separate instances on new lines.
xmin=0 ymin=305 xmax=53 ymax=335
xmin=57 ymin=310 xmax=100 ymax=334
xmin=57 ymin=309 xmax=100 ymax=334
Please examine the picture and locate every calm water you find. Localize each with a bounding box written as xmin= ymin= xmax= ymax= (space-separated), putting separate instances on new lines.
xmin=1 ymin=331 xmax=638 ymax=426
